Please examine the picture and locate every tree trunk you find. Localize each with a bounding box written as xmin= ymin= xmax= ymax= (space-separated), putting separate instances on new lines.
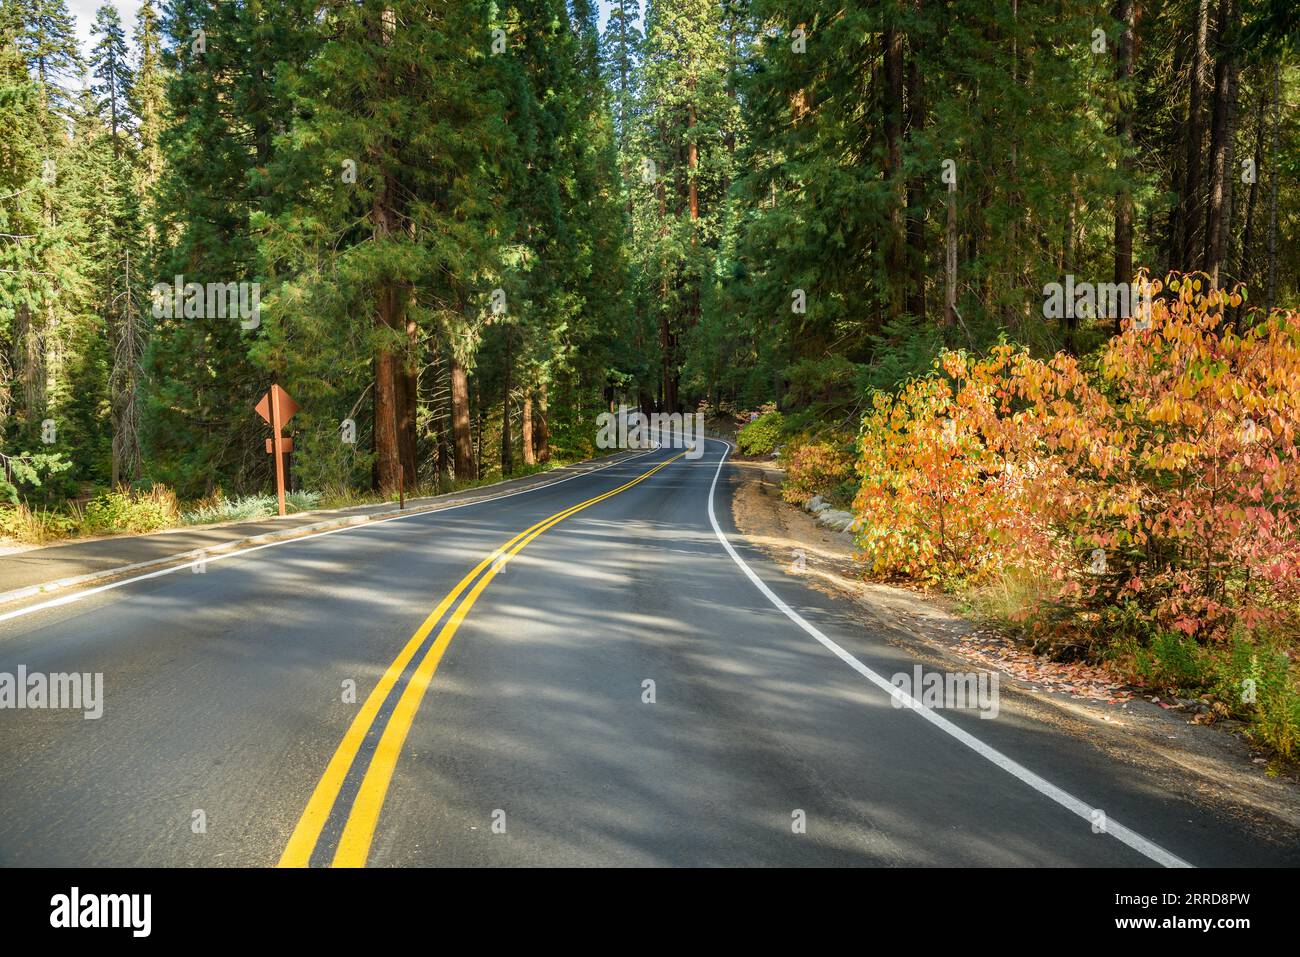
xmin=432 ymin=341 xmax=452 ymax=489
xmin=1113 ymin=0 xmax=1136 ymax=332
xmin=474 ymin=385 xmax=484 ymax=481
xmin=883 ymin=11 xmax=906 ymax=319
xmin=500 ymin=329 xmax=513 ymax=477
xmin=373 ymin=347 xmax=400 ymax=493
xmin=1266 ymin=62 xmax=1279 ymax=312
xmin=534 ymin=381 xmax=550 ymax=463
xmin=660 ymin=311 xmax=677 ymax=413
xmin=1063 ymin=189 xmax=1078 ymax=355
xmin=1181 ymin=0 xmax=1211 ymax=269
xmin=1237 ymin=77 xmax=1266 ymax=288
xmin=522 ymin=390 xmax=535 ymax=466
xmin=1163 ymin=7 xmax=1189 ymax=271
xmin=687 ymin=105 xmax=698 ymax=222
xmin=1202 ymin=0 xmax=1238 ymax=285
xmin=370 ymin=9 xmax=402 ymax=494
xmin=656 ymin=173 xmax=674 ymax=415
xmin=398 ymin=316 xmax=418 ymax=490
xmin=450 ymin=356 xmax=473 ymax=481
xmin=905 ymin=4 xmax=926 ymax=322
xmin=372 ymin=257 xmax=403 ymax=494
xmin=944 ymin=188 xmax=957 ymax=326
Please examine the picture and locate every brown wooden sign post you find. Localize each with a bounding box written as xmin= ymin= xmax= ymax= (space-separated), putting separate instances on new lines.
xmin=254 ymin=384 xmax=299 ymax=517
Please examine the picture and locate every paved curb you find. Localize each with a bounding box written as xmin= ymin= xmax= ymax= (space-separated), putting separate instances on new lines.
xmin=0 ymin=450 xmax=644 ymax=610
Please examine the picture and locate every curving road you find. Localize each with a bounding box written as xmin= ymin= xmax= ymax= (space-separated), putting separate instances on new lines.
xmin=0 ymin=440 xmax=1293 ymax=867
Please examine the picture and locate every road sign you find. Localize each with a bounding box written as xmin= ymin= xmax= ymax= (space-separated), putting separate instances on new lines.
xmin=255 ymin=384 xmax=298 ymax=517
xmin=255 ymin=384 xmax=298 ymax=426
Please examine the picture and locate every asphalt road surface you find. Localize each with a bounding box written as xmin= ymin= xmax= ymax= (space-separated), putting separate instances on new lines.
xmin=0 ymin=440 xmax=1294 ymax=867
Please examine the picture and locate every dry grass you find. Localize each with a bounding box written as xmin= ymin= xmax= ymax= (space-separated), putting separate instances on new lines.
xmin=0 ymin=502 xmax=74 ymax=545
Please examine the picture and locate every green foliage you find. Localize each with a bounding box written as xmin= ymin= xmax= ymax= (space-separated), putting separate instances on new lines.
xmin=624 ymin=0 xmax=743 ymax=411
xmin=80 ymin=485 xmax=178 ymax=534
xmin=1124 ymin=628 xmax=1300 ymax=760
xmin=1242 ymin=660 xmax=1300 ymax=761
xmin=780 ymin=355 xmax=863 ymax=417
xmin=0 ymin=451 xmax=72 ymax=504
xmin=736 ymin=410 xmax=784 ymax=455
xmin=1133 ymin=630 xmax=1208 ymax=691
xmin=181 ymin=491 xmax=320 ymax=526
xmin=860 ymin=312 xmax=947 ymax=394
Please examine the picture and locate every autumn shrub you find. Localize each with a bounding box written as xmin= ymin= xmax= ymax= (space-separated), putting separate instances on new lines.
xmin=852 ymin=273 xmax=1300 ymax=749
xmin=852 ymin=359 xmax=1053 ymax=587
xmin=780 ymin=434 xmax=857 ymax=506
xmin=737 ymin=411 xmax=784 ymax=455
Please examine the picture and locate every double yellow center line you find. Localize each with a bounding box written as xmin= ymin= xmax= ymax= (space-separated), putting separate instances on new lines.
xmin=278 ymin=451 xmax=685 ymax=867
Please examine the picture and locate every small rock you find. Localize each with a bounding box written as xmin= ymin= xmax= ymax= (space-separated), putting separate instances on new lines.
xmin=816 ymin=509 xmax=854 ymax=532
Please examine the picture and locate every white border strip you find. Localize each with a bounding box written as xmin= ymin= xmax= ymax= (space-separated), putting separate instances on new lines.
xmin=703 ymin=437 xmax=1191 ymax=868
xmin=0 ymin=448 xmax=661 ymax=626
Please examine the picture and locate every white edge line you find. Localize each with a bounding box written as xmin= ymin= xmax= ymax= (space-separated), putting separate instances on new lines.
xmin=702 ymin=436 xmax=1192 ymax=869
xmin=0 ymin=448 xmax=662 ymax=626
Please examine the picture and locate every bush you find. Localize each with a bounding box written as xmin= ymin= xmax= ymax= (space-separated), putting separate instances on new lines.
xmin=737 ymin=411 xmax=784 ymax=456
xmin=182 ymin=491 xmax=321 ymax=525
xmin=853 ymin=273 xmax=1300 ymax=638
xmin=1109 ymin=626 xmax=1300 ymax=759
xmin=1220 ymin=636 xmax=1300 ymax=760
xmin=1133 ymin=630 xmax=1209 ymax=692
xmin=851 ymin=273 xmax=1300 ymax=752
xmin=780 ymin=435 xmax=857 ymax=506
xmin=80 ymin=487 xmax=179 ymax=535
xmin=0 ymin=503 xmax=75 ymax=544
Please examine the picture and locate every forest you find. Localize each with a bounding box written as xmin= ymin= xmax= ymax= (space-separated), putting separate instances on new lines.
xmin=1 ymin=0 xmax=1296 ymax=505
xmin=2 ymin=2 xmax=1299 ymax=746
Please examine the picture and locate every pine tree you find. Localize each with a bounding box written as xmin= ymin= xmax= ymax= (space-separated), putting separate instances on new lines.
xmin=601 ymin=0 xmax=643 ymax=148
xmin=129 ymin=0 xmax=166 ymax=238
xmin=145 ymin=0 xmax=314 ymax=496
xmin=633 ymin=0 xmax=740 ymax=412
xmin=257 ymin=0 xmax=511 ymax=493
xmin=15 ymin=0 xmax=79 ymax=107
xmin=0 ymin=0 xmax=45 ymax=444
xmin=89 ymin=3 xmax=131 ymax=157
xmin=4 ymin=0 xmax=87 ymax=451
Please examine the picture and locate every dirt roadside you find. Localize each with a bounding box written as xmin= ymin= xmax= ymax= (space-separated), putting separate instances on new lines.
xmin=728 ymin=457 xmax=1300 ymax=846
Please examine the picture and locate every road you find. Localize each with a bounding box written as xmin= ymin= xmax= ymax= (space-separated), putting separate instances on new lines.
xmin=0 ymin=440 xmax=1293 ymax=867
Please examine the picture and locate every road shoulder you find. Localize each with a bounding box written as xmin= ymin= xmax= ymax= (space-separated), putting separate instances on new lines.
xmin=0 ymin=450 xmax=643 ymax=611
xmin=727 ymin=457 xmax=1300 ymax=850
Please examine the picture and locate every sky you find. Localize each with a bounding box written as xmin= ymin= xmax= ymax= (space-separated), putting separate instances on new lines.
xmin=67 ymin=0 xmax=641 ymax=50
xmin=68 ymin=0 xmax=141 ymax=51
